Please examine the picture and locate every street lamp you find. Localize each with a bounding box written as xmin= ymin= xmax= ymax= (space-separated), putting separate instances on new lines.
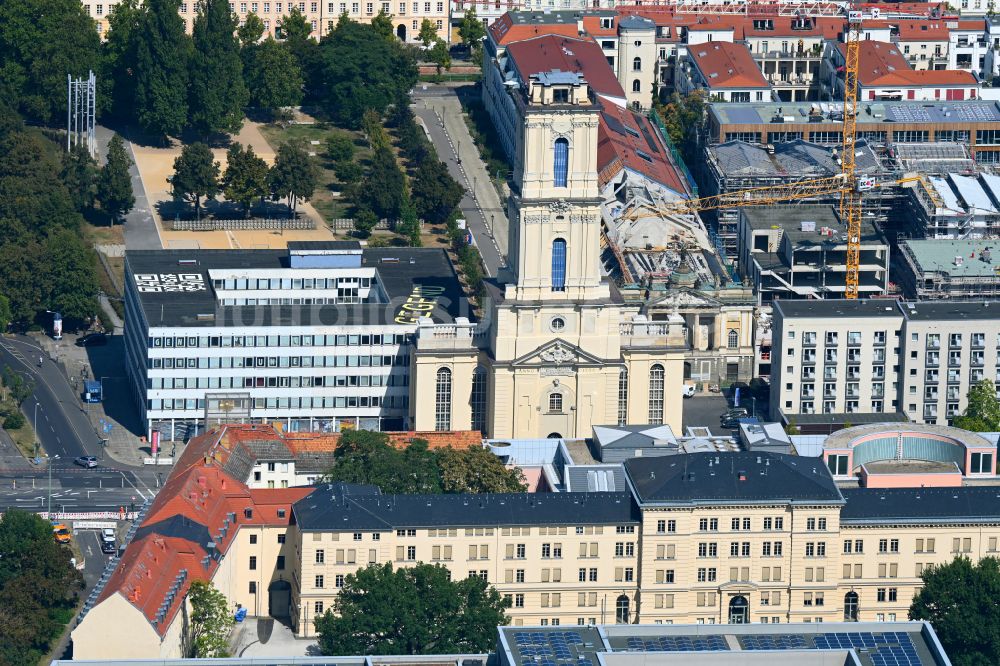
xmin=46 ymin=454 xmax=60 ymax=518
xmin=33 ymin=402 xmax=41 ymax=458
xmin=490 ymin=213 xmax=495 ymax=239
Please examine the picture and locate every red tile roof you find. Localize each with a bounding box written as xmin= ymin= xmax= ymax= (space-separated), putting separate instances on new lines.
xmin=895 ymin=20 xmax=949 ymax=42
xmin=597 ymin=100 xmax=688 ymax=195
xmin=505 ymin=35 xmax=627 ymax=100
xmin=688 ymin=41 xmax=770 ymax=89
xmin=488 ymin=14 xmax=581 ymax=46
xmin=96 ymin=428 xmax=313 ymax=636
xmin=581 ymin=14 xmax=618 ymax=37
xmin=838 ymin=40 xmax=977 ymax=88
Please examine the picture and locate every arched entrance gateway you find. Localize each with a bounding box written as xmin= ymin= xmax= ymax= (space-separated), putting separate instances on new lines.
xmin=396 ymin=24 xmax=406 ymax=41
xmin=728 ymin=595 xmax=749 ymax=624
xmin=844 ymin=591 xmax=859 ymax=621
xmin=615 ymin=595 xmax=630 ymax=623
xmin=268 ymin=580 xmax=291 ymax=619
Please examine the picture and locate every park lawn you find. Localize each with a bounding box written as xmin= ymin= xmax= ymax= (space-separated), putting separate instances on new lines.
xmin=1 ymin=400 xmax=40 ymax=459
xmin=260 ymin=122 xmax=373 ymax=228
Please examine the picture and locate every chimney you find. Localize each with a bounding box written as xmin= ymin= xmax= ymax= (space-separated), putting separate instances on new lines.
xmin=738 ymin=470 xmax=748 ymax=481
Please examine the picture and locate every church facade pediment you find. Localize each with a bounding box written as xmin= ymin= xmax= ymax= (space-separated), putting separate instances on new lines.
xmin=510 ymin=339 xmax=606 ymax=368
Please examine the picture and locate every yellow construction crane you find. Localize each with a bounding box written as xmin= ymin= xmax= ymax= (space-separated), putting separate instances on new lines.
xmin=608 ymin=3 xmax=897 ymax=297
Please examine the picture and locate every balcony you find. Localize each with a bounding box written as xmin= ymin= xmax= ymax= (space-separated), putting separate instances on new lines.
xmin=619 ymin=318 xmax=686 ymax=349
xmin=414 ymin=319 xmax=483 ymax=351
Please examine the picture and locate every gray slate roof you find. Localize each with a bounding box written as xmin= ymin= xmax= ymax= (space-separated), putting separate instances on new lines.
xmin=710 ymin=139 xmax=882 ymax=178
xmin=564 ymin=464 xmax=628 ymax=492
xmin=624 ymin=451 xmax=844 ymax=505
xmin=293 ymin=485 xmax=638 ymax=531
xmin=841 ymin=487 xmax=1000 ymax=524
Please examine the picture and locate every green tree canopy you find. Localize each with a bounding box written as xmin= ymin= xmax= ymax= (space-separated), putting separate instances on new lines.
xmin=954 ymin=379 xmax=1000 ymax=432
xmin=222 ymin=143 xmax=269 ymax=218
xmin=42 ymin=229 xmax=99 ymax=322
xmin=458 ymin=8 xmax=485 ymax=59
xmin=315 ymin=563 xmax=510 ymax=655
xmin=171 ymin=142 xmax=220 ymax=219
xmin=189 ymin=0 xmax=248 ymax=136
xmin=60 ymin=144 xmax=98 ymax=213
xmin=910 ymin=556 xmax=1000 ymax=666
xmin=237 ymin=12 xmax=266 ymax=47
xmin=315 ymin=562 xmax=508 ymax=655
xmin=398 ymin=191 xmax=421 ymax=247
xmin=325 ymin=430 xmax=525 ymax=494
xmin=133 ymin=0 xmax=192 ymax=138
xmin=97 ymin=134 xmax=136 ymax=224
xmin=101 ymin=0 xmax=143 ymax=120
xmin=0 ymin=0 xmax=102 ymax=124
xmin=358 ymin=146 xmax=405 ymax=220
xmin=429 ymin=39 xmax=452 ymax=76
xmin=353 ymin=208 xmax=378 ymax=237
xmin=244 ymin=37 xmax=303 ymax=116
xmin=0 ymin=295 xmax=11 ymax=333
xmin=418 ymin=19 xmax=438 ymax=47
xmin=315 ymin=21 xmax=417 ymax=128
xmin=335 ymin=160 xmax=363 ymax=184
xmin=269 ymin=140 xmax=318 ymax=216
xmin=279 ymin=6 xmax=320 ymax=93
xmin=187 ymin=580 xmax=233 ymax=658
xmin=653 ymin=89 xmax=705 ymax=164
xmin=372 ymin=9 xmax=395 ymax=39
xmin=324 ymin=132 xmax=355 ymax=163
xmin=0 ymin=510 xmax=84 ymax=666
xmin=411 ymin=158 xmax=463 ymax=225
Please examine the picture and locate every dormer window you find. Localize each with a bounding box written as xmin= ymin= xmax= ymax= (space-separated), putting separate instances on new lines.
xmin=601 ymin=17 xmax=612 ymax=29
xmin=553 ymin=88 xmax=569 ymax=103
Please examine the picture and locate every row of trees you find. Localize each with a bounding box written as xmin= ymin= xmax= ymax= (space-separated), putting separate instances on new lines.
xmin=171 ymin=140 xmax=318 ymax=219
xmin=0 ymin=107 xmax=102 ymax=327
xmin=325 ymin=430 xmax=526 ymax=494
xmin=0 ymin=511 xmax=84 ymax=665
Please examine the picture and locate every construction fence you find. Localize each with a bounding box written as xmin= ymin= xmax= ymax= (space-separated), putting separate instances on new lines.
xmin=168 ymin=218 xmax=316 ymax=231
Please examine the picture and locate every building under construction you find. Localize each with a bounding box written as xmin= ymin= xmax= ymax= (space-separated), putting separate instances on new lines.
xmin=896 ymin=239 xmax=1000 ymax=300
xmin=698 ymin=139 xmax=887 ymax=261
xmin=906 ymin=172 xmax=1000 ymax=240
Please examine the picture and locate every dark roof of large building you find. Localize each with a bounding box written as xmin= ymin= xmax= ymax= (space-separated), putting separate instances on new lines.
xmin=293 ymin=485 xmax=639 ymax=531
xmin=841 ymin=486 xmax=1000 ymax=524
xmin=774 ymin=299 xmax=906 ymax=320
xmin=624 ymin=452 xmax=844 ymax=505
xmin=125 ymin=246 xmax=468 ymax=328
xmin=900 ymin=300 xmax=1000 ymax=321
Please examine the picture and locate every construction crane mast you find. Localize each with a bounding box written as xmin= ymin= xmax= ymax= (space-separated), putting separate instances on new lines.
xmin=610 ymin=1 xmax=880 ymax=298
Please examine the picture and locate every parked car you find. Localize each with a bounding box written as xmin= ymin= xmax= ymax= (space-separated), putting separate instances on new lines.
xmin=74 ymin=455 xmax=98 ymax=468
xmin=51 ymin=523 xmax=71 ymax=544
xmin=721 ymin=407 xmax=749 ymax=420
xmin=101 ymin=528 xmax=116 ymax=543
xmin=76 ymin=332 xmax=108 ymax=347
xmin=682 ymin=384 xmax=696 ymax=398
xmin=100 ymin=539 xmax=116 ymax=554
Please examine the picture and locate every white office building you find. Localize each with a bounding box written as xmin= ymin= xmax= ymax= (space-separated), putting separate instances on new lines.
xmin=123 ymin=242 xmax=469 ymax=441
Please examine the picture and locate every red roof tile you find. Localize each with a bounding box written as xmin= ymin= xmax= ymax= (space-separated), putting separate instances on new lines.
xmin=837 ymin=40 xmax=977 ymax=88
xmin=688 ymin=41 xmax=770 ymax=89
xmin=596 ymin=100 xmax=688 ymax=196
xmin=488 ymin=14 xmax=581 ymax=46
xmin=505 ymin=35 xmax=627 ymax=100
xmin=895 ymin=20 xmax=949 ymax=42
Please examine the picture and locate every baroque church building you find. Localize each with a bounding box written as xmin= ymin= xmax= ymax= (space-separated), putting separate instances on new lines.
xmin=409 ymin=62 xmax=686 ymax=438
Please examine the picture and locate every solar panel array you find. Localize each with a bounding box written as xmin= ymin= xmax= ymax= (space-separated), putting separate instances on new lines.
xmin=512 ymin=631 xmax=593 ymax=666
xmin=954 ymin=105 xmax=1000 ymax=122
xmin=625 ymin=636 xmax=729 ymax=652
xmin=886 ymin=106 xmax=931 ymax=123
xmin=738 ymin=631 xmax=921 ymax=666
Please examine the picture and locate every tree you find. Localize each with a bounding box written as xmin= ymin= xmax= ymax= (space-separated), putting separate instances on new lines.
xmin=324 ymin=132 xmax=355 ymax=163
xmin=411 ymin=158 xmax=463 ymax=225
xmin=437 ymin=446 xmax=527 ymax=493
xmin=361 ymin=109 xmax=390 ymax=151
xmin=910 ymin=556 xmax=1000 ymax=666
xmin=101 ymin=0 xmax=145 ymax=119
xmin=458 ymin=8 xmax=485 ymax=61
xmin=279 ymin=6 xmax=319 ymax=94
xmin=187 ymin=580 xmax=233 ymax=658
xmin=353 ymin=208 xmax=378 ymax=237
xmin=954 ymin=379 xmax=1000 ymax=432
xmin=315 ymin=563 xmax=508 ymax=655
xmin=418 ymin=19 xmax=439 ymax=47
xmin=0 ymin=510 xmax=83 ymax=666
xmin=222 ymin=143 xmax=269 ymax=217
xmin=3 ymin=411 xmax=25 ymax=431
xmin=429 ymin=39 xmax=452 ymax=77
xmin=653 ymin=89 xmax=706 ymax=164
xmin=335 ymin=160 xmax=363 ymax=184
xmin=189 ymin=0 xmax=248 ymax=136
xmin=41 ymin=229 xmax=99 ymax=322
xmin=0 ymin=294 xmax=11 ymax=333
xmin=97 ymin=134 xmax=136 ymax=224
xmin=244 ymin=37 xmax=303 ymax=117
xmin=326 ymin=430 xmax=442 ymax=494
xmin=171 ymin=142 xmax=220 ymax=219
xmin=358 ymin=146 xmax=405 ymax=220
xmin=0 ymin=0 xmax=102 ymax=124
xmin=237 ymin=12 xmax=266 ymax=47
xmin=315 ymin=21 xmax=418 ymax=128
xmin=60 ymin=144 xmax=98 ymax=213
xmin=269 ymin=140 xmax=318 ymax=216
xmin=133 ymin=0 xmax=191 ymax=138
xmin=1 ymin=366 xmax=34 ymax=407
xmin=398 ymin=191 xmax=422 ymax=247
xmin=372 ymin=9 xmax=395 ymax=40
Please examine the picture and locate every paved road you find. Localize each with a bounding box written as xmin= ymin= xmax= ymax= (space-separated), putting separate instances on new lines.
xmin=412 ymin=85 xmax=508 ymax=276
xmin=0 ymin=336 xmax=98 ymax=461
xmin=0 ymin=465 xmax=155 ymax=514
xmin=95 ymin=125 xmax=161 ymax=250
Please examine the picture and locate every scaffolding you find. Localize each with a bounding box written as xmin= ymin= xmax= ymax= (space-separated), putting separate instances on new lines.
xmin=67 ymin=71 xmax=97 ymax=158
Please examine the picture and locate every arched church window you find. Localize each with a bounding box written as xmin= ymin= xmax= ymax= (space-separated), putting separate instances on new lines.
xmin=435 ymin=367 xmax=452 ymax=431
xmin=553 ymin=138 xmax=569 ymax=187
xmin=552 ymin=238 xmax=567 ymax=292
xmin=471 ymin=367 xmax=487 ymax=434
xmin=728 ymin=329 xmax=739 ymax=349
xmin=648 ymin=364 xmax=664 ymax=424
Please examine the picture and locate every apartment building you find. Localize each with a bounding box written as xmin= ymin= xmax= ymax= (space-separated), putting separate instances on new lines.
xmin=677 ymin=41 xmax=773 ymax=103
xmin=771 ymin=298 xmax=1000 ymax=427
xmin=897 ymin=239 xmax=1000 ymax=300
xmin=83 ymin=0 xmax=449 ymax=42
xmin=76 ymin=426 xmax=1000 ymax=658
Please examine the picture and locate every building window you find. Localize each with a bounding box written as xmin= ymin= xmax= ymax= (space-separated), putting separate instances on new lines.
xmin=617 ymin=368 xmax=628 ymax=425
xmin=727 ymin=329 xmax=739 ymax=349
xmin=551 ymin=238 xmax=567 ymax=292
xmin=471 ymin=366 xmax=487 ymax=434
xmin=314 ymin=601 xmax=324 ymax=615
xmin=553 ymin=138 xmax=569 ymax=187
xmin=615 ymin=595 xmax=630 ymax=623
xmin=249 ymin=556 xmax=257 ymax=570
xmin=632 ymin=56 xmax=641 ymax=71
xmin=435 ymin=367 xmax=451 ymax=431
xmin=648 ymin=364 xmax=664 ymax=424
xmin=632 ymin=79 xmax=641 ymax=92
xmin=549 ymin=392 xmax=563 ymax=413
